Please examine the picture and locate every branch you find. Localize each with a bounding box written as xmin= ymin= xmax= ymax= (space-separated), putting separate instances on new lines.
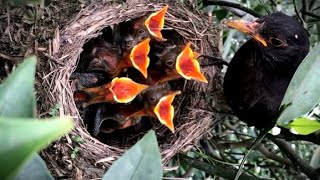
xmin=271 ymin=137 xmax=320 ymax=180
xmin=293 ymin=0 xmax=305 ymax=24
xmin=213 ymin=138 xmax=293 ymax=167
xmin=302 ymin=0 xmax=309 ymax=22
xmin=273 ymin=128 xmax=320 ymax=145
xmin=0 ymin=52 xmax=21 ymax=61
xmin=302 ymin=10 xmax=320 ymax=20
xmin=268 ymin=0 xmax=277 ymax=7
xmin=202 ymin=0 xmax=262 ymax=17
xmin=178 ymin=153 xmax=268 ymax=180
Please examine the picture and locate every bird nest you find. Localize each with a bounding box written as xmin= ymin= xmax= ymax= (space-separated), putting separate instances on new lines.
xmin=41 ymin=0 xmax=223 ymax=178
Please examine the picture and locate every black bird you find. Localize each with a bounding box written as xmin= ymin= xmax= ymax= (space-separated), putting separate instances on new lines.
xmin=223 ymin=12 xmax=310 ymax=129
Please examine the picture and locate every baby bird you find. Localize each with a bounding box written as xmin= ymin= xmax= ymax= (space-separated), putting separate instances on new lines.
xmin=131 ymin=42 xmax=207 ymax=85
xmin=72 ymin=38 xmax=151 ymax=84
xmin=75 ymin=77 xmax=149 ymax=108
xmin=87 ymin=86 xmax=180 ymax=136
xmin=114 ymin=5 xmax=168 ymax=54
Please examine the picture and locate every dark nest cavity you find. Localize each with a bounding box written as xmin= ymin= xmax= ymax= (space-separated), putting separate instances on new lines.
xmin=74 ymin=23 xmax=200 ymax=146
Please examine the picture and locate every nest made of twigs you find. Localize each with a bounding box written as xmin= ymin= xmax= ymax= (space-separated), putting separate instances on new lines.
xmin=40 ymin=0 xmax=223 ymax=178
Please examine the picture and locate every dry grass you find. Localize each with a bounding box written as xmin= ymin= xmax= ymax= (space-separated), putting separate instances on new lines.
xmin=1 ymin=0 xmax=223 ymax=178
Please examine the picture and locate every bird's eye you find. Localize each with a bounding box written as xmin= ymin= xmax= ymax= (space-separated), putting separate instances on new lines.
xmin=149 ymin=97 xmax=156 ymax=103
xmin=138 ymin=29 xmax=146 ymax=35
xmin=166 ymin=60 xmax=174 ymax=67
xmin=125 ymin=44 xmax=132 ymax=49
xmin=270 ymin=37 xmax=284 ymax=47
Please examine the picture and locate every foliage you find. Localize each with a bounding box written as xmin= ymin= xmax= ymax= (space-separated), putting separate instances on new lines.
xmin=103 ymin=130 xmax=163 ymax=180
xmin=0 ymin=56 xmax=73 ymax=179
xmin=278 ymin=43 xmax=320 ymax=130
xmin=0 ymin=56 xmax=36 ymax=118
xmin=285 ymin=117 xmax=320 ymax=135
xmin=14 ymin=155 xmax=54 ymax=180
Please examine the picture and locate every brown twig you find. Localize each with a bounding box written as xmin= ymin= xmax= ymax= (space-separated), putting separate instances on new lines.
xmin=0 ymin=52 xmax=21 ymax=61
xmin=6 ymin=6 xmax=12 ymax=42
xmin=271 ymin=137 xmax=320 ymax=180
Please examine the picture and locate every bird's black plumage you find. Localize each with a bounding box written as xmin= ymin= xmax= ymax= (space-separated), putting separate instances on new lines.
xmin=223 ymin=12 xmax=310 ymax=129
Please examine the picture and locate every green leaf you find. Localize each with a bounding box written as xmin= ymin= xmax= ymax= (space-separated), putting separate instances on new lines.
xmin=14 ymin=154 xmax=54 ymax=180
xmin=0 ymin=56 xmax=37 ymax=118
xmin=286 ymin=117 xmax=320 ymax=135
xmin=277 ymin=44 xmax=320 ymax=126
xmin=0 ymin=117 xmax=74 ymax=179
xmin=103 ymin=130 xmax=162 ymax=180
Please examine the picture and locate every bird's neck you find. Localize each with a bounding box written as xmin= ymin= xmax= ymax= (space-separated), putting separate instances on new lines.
xmin=253 ymin=46 xmax=300 ymax=77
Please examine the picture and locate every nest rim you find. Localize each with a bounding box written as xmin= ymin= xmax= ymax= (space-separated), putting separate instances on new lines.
xmin=41 ymin=1 xmax=223 ymax=178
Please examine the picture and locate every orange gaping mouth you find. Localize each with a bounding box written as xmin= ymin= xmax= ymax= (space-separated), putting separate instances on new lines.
xmin=144 ymin=5 xmax=168 ymax=41
xmin=130 ymin=38 xmax=151 ymax=78
xmin=109 ymin=77 xmax=149 ymax=103
xmin=176 ymin=42 xmax=208 ymax=83
xmin=153 ymin=90 xmax=181 ymax=133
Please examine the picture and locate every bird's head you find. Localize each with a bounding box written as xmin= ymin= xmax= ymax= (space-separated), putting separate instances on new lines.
xmin=109 ymin=77 xmax=149 ymax=103
xmin=129 ymin=38 xmax=151 ymax=78
xmin=143 ymin=86 xmax=180 ymax=133
xmin=144 ymin=5 xmax=168 ymax=41
xmin=157 ymin=43 xmax=208 ymax=83
xmin=126 ymin=4 xmax=168 ymax=49
xmin=225 ymin=12 xmax=310 ymax=69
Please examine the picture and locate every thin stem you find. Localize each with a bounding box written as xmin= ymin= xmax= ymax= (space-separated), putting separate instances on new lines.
xmin=202 ymin=0 xmax=262 ymax=17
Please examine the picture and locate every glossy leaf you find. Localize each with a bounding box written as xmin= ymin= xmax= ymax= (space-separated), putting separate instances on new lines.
xmin=277 ymin=44 xmax=320 ymax=126
xmin=285 ymin=117 xmax=320 ymax=135
xmin=0 ymin=117 xmax=74 ymax=179
xmin=14 ymin=154 xmax=54 ymax=180
xmin=103 ymin=130 xmax=162 ymax=180
xmin=0 ymin=56 xmax=37 ymax=118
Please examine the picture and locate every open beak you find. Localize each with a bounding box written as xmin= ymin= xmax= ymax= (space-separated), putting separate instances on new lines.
xmin=176 ymin=42 xmax=208 ymax=83
xmin=224 ymin=19 xmax=267 ymax=47
xmin=80 ymin=83 xmax=114 ymax=108
xmin=144 ymin=5 xmax=168 ymax=41
xmin=130 ymin=38 xmax=151 ymax=78
xmin=153 ymin=90 xmax=181 ymax=133
xmin=109 ymin=77 xmax=149 ymax=103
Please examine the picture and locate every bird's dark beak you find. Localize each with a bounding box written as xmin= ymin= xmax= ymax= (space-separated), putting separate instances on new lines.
xmin=109 ymin=77 xmax=149 ymax=103
xmin=144 ymin=5 xmax=168 ymax=41
xmin=225 ymin=20 xmax=267 ymax=47
xmin=153 ymin=90 xmax=181 ymax=133
xmin=129 ymin=38 xmax=151 ymax=78
xmin=176 ymin=42 xmax=208 ymax=83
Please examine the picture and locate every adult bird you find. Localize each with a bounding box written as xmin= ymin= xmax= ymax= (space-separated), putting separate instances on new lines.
xmin=223 ymin=12 xmax=310 ymax=129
